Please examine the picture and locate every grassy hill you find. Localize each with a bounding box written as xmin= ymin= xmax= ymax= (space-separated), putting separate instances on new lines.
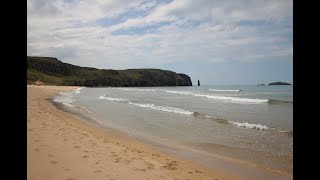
xmin=27 ymin=56 xmax=192 ymax=87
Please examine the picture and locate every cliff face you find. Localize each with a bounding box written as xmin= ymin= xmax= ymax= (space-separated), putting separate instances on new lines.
xmin=27 ymin=56 xmax=192 ymax=87
xmin=177 ymin=73 xmax=192 ymax=86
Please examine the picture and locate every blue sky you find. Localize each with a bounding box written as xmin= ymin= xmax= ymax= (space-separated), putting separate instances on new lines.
xmin=27 ymin=0 xmax=292 ymax=85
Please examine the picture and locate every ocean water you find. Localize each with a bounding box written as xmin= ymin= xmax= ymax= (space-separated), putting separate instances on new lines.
xmin=53 ymin=85 xmax=293 ymax=174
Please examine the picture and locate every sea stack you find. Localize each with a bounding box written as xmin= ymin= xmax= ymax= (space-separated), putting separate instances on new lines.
xmin=198 ymin=80 xmax=200 ymax=86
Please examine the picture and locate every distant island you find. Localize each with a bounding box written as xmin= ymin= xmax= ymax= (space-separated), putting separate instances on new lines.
xmin=27 ymin=56 xmax=192 ymax=87
xmin=268 ymin=82 xmax=291 ymax=85
xmin=257 ymin=84 xmax=265 ymax=86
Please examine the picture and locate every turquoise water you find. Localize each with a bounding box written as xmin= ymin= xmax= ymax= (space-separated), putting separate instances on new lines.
xmin=54 ymin=85 xmax=293 ymax=173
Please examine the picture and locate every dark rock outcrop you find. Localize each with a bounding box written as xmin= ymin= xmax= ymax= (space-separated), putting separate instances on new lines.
xmin=268 ymin=82 xmax=291 ymax=85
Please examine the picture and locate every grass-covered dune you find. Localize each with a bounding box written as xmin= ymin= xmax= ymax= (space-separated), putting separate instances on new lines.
xmin=27 ymin=56 xmax=192 ymax=87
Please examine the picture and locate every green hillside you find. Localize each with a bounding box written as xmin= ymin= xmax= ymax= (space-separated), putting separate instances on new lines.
xmin=27 ymin=56 xmax=192 ymax=87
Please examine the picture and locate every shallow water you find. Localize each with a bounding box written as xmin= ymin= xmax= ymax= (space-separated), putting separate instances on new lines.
xmin=53 ymin=85 xmax=293 ymax=174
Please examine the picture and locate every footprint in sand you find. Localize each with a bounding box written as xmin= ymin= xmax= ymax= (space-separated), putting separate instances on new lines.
xmin=111 ymin=154 xmax=118 ymax=157
xmin=114 ymin=158 xmax=121 ymax=163
xmin=34 ymin=148 xmax=40 ymax=152
xmin=82 ymin=155 xmax=89 ymax=159
xmin=124 ymin=160 xmax=131 ymax=164
xmin=82 ymin=133 xmax=89 ymax=137
xmin=152 ymin=153 xmax=160 ymax=157
xmin=64 ymin=168 xmax=70 ymax=172
xmin=194 ymin=170 xmax=202 ymax=173
xmin=133 ymin=168 xmax=146 ymax=172
xmin=73 ymin=146 xmax=81 ymax=149
xmin=50 ymin=160 xmax=59 ymax=165
xmin=48 ymin=154 xmax=54 ymax=157
xmin=145 ymin=162 xmax=155 ymax=170
xmin=163 ymin=161 xmax=178 ymax=170
xmin=66 ymin=177 xmax=76 ymax=180
xmin=94 ymin=170 xmax=102 ymax=174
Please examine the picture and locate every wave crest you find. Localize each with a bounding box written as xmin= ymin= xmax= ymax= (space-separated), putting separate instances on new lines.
xmin=74 ymin=87 xmax=84 ymax=94
xmin=97 ymin=95 xmax=290 ymax=133
xmin=165 ymin=91 xmax=268 ymax=104
xmin=209 ymin=89 xmax=241 ymax=92
xmin=128 ymin=102 xmax=194 ymax=115
xmin=53 ymin=92 xmax=75 ymax=107
xmin=228 ymin=121 xmax=269 ymax=130
xmin=118 ymin=88 xmax=158 ymax=92
xmin=98 ymin=95 xmax=193 ymax=115
xmin=98 ymin=96 xmax=128 ymax=102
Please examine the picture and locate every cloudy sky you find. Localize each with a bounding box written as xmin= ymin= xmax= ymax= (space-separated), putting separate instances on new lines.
xmin=27 ymin=0 xmax=292 ymax=85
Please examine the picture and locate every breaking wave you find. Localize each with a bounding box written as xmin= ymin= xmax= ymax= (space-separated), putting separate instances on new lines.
xmin=228 ymin=121 xmax=269 ymax=130
xmin=209 ymin=89 xmax=241 ymax=92
xmin=98 ymin=96 xmax=127 ymax=102
xmin=74 ymin=87 xmax=84 ymax=94
xmin=97 ymin=95 xmax=291 ymax=133
xmin=165 ymin=91 xmax=269 ymax=104
xmin=53 ymin=92 xmax=76 ymax=107
xmin=128 ymin=102 xmax=194 ymax=115
xmin=117 ymin=88 xmax=158 ymax=92
xmin=194 ymin=113 xmax=291 ymax=133
xmin=98 ymin=95 xmax=193 ymax=115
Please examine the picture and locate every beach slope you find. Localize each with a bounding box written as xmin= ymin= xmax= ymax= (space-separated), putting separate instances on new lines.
xmin=28 ymin=85 xmax=237 ymax=180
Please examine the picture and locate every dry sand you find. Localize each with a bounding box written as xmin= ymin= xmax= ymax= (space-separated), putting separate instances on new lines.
xmin=27 ymin=85 xmax=289 ymax=180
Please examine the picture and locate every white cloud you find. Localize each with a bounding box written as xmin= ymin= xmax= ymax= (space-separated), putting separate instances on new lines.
xmin=27 ymin=0 xmax=292 ymax=69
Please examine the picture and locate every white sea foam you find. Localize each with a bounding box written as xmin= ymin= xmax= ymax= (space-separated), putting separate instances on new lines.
xmin=118 ymin=88 xmax=158 ymax=92
xmin=97 ymin=95 xmax=289 ymax=132
xmin=53 ymin=92 xmax=75 ymax=107
xmin=98 ymin=96 xmax=128 ymax=102
xmin=128 ymin=102 xmax=194 ymax=115
xmin=165 ymin=91 xmax=268 ymax=104
xmin=209 ymin=89 xmax=241 ymax=92
xmin=198 ymin=113 xmax=291 ymax=133
xmin=165 ymin=90 xmax=190 ymax=95
xmin=228 ymin=121 xmax=269 ymax=130
xmin=74 ymin=87 xmax=84 ymax=94
xmin=53 ymin=88 xmax=85 ymax=106
xmin=98 ymin=95 xmax=193 ymax=115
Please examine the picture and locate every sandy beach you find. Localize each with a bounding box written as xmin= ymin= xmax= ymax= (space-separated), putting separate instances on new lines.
xmin=27 ymin=85 xmax=236 ymax=180
xmin=27 ymin=85 xmax=291 ymax=180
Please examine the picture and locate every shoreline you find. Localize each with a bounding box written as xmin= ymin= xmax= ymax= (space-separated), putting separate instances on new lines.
xmin=27 ymin=85 xmax=292 ymax=180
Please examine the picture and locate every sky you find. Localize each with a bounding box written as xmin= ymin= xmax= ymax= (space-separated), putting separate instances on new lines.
xmin=27 ymin=0 xmax=293 ymax=85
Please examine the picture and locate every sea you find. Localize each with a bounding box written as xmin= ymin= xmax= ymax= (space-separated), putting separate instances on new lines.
xmin=53 ymin=85 xmax=293 ymax=175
